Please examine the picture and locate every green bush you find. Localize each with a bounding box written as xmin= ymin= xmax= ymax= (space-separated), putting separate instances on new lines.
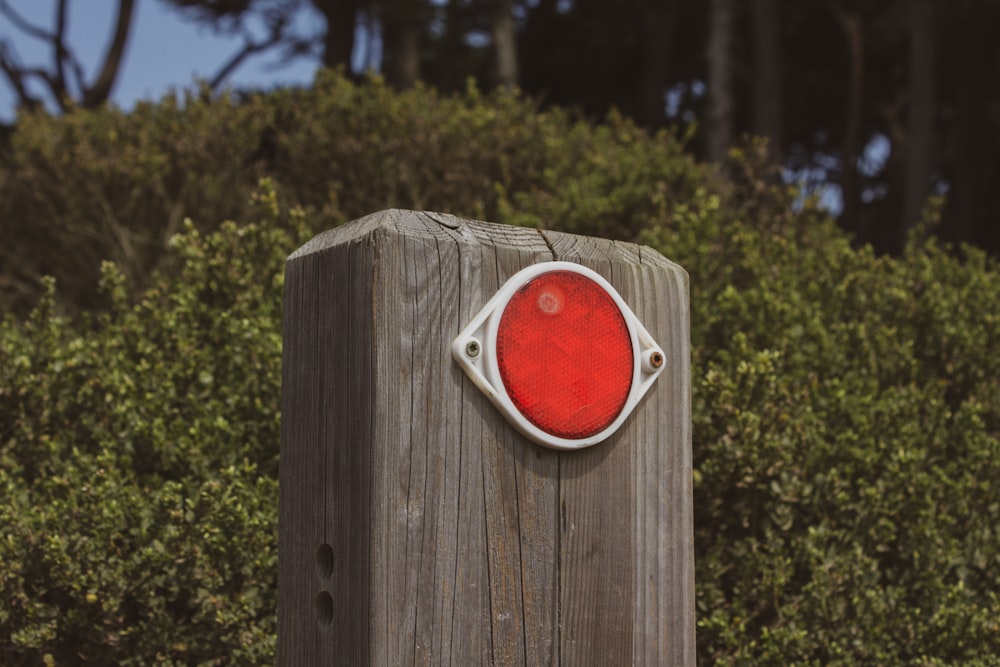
xmin=646 ymin=205 xmax=1000 ymax=665
xmin=0 ymin=186 xmax=303 ymax=664
xmin=0 ymin=88 xmax=268 ymax=315
xmin=0 ymin=71 xmax=650 ymax=315
xmin=1 ymin=79 xmax=998 ymax=664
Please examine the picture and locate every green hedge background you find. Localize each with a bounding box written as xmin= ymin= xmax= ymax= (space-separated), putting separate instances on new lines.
xmin=1 ymin=73 xmax=998 ymax=665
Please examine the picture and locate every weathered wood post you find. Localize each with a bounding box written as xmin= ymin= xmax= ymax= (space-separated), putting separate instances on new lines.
xmin=279 ymin=210 xmax=694 ymax=665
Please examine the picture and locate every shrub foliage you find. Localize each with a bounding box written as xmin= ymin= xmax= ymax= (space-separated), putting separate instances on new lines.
xmin=1 ymin=75 xmax=998 ymax=665
xmin=0 ymin=190 xmax=302 ymax=665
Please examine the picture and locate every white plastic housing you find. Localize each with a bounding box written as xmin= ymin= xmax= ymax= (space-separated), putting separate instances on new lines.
xmin=451 ymin=261 xmax=665 ymax=450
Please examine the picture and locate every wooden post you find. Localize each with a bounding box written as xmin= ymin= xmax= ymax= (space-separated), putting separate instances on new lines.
xmin=279 ymin=210 xmax=694 ymax=665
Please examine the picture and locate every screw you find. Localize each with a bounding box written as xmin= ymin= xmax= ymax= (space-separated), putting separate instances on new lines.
xmin=649 ymin=351 xmax=664 ymax=368
xmin=465 ymin=340 xmax=481 ymax=358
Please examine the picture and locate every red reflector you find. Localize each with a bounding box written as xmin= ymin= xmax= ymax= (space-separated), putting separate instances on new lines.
xmin=495 ymin=271 xmax=634 ymax=439
xmin=453 ymin=260 xmax=665 ymax=450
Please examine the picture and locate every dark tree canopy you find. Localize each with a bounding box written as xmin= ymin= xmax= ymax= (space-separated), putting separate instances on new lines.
xmin=2 ymin=0 xmax=999 ymax=254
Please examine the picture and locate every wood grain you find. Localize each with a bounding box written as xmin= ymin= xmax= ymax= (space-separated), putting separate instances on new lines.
xmin=279 ymin=210 xmax=694 ymax=665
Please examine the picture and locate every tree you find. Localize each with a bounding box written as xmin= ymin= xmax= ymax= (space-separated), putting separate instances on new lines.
xmin=827 ymin=0 xmax=866 ymax=239
xmin=941 ymin=0 xmax=1000 ymax=251
xmin=490 ymin=0 xmax=518 ymax=90
xmin=163 ymin=0 xmax=433 ymax=88
xmin=5 ymin=0 xmax=1000 ymax=256
xmin=0 ymin=0 xmax=135 ymax=112
xmin=750 ymin=0 xmax=782 ymax=158
xmin=0 ymin=0 xmax=308 ymax=117
xmin=519 ymin=0 xmax=644 ymax=120
xmin=705 ymin=0 xmax=733 ymax=163
xmin=312 ymin=0 xmax=364 ymax=69
xmin=636 ymin=0 xmax=678 ymax=127
xmin=901 ymin=0 xmax=934 ymax=238
xmin=378 ymin=0 xmax=427 ymax=88
xmin=161 ymin=0 xmax=319 ymax=86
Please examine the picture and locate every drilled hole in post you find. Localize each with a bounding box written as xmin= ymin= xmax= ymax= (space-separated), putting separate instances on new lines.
xmin=316 ymin=543 xmax=334 ymax=579
xmin=316 ymin=591 xmax=334 ymax=626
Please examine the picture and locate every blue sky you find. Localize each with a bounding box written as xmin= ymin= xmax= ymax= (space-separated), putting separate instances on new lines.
xmin=0 ymin=1 xmax=328 ymax=122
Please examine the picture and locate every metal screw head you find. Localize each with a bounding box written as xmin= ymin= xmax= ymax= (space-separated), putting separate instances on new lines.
xmin=649 ymin=351 xmax=664 ymax=369
xmin=465 ymin=340 xmax=481 ymax=358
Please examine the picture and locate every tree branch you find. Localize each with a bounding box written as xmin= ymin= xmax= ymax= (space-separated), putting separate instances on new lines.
xmin=208 ymin=18 xmax=289 ymax=90
xmin=0 ymin=0 xmax=57 ymax=42
xmin=82 ymin=0 xmax=136 ymax=108
xmin=54 ymin=0 xmax=70 ymax=97
xmin=0 ymin=41 xmax=43 ymax=111
xmin=0 ymin=0 xmax=92 ymax=111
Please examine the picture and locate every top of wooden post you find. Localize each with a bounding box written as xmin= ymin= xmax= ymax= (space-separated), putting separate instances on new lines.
xmin=287 ymin=209 xmax=688 ymax=287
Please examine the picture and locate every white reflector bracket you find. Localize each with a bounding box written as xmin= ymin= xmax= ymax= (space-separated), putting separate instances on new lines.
xmin=452 ymin=261 xmax=665 ymax=450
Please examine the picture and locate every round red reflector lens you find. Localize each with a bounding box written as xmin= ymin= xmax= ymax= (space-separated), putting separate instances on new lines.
xmin=495 ymin=271 xmax=634 ymax=439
